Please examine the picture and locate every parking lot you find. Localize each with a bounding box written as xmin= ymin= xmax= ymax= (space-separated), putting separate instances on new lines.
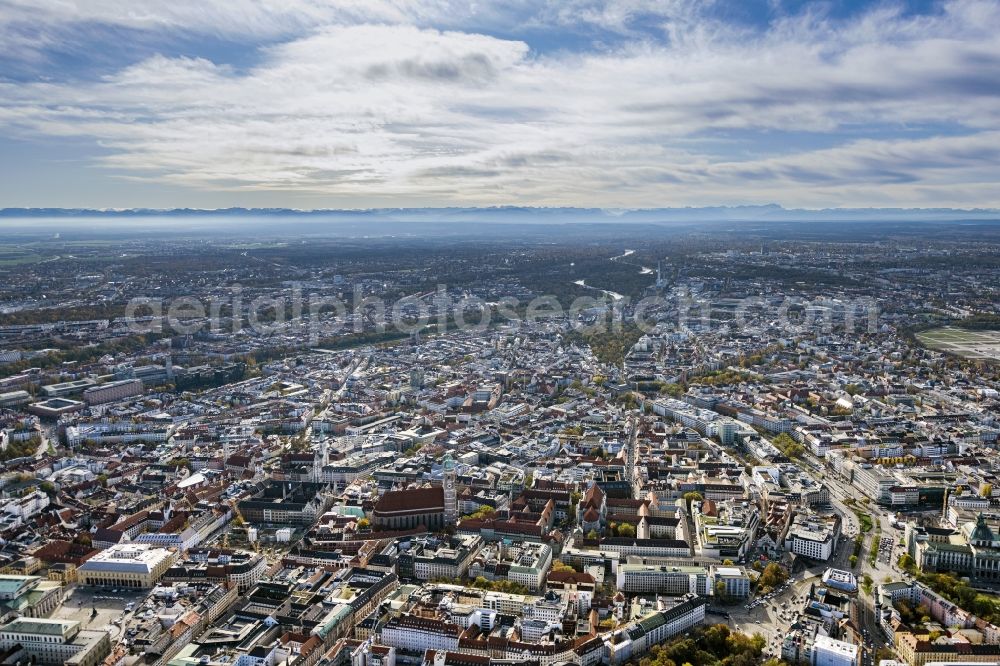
xmin=877 ymin=535 xmax=894 ymax=566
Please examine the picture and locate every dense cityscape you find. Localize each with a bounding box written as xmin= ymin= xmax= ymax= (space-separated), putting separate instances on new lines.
xmin=0 ymin=217 xmax=998 ymax=666
xmin=2 ymin=0 xmax=1000 ymax=665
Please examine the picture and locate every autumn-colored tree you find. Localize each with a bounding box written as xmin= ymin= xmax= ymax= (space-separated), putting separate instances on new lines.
xmin=552 ymin=560 xmax=576 ymax=573
xmin=759 ymin=562 xmax=788 ymax=590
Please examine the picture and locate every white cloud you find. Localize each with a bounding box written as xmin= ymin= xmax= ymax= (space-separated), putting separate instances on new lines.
xmin=1 ymin=0 xmax=999 ymax=207
xmin=0 ymin=0 xmax=711 ymax=40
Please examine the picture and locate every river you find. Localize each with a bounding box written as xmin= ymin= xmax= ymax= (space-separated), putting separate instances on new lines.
xmin=573 ymin=279 xmax=625 ymax=302
xmin=610 ymin=248 xmax=654 ymax=275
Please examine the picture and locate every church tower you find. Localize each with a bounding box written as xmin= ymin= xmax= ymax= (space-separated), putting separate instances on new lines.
xmin=313 ymin=439 xmax=330 ymax=483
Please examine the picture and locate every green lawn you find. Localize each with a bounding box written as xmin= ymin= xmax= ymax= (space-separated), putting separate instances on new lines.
xmin=0 ymin=253 xmax=44 ymax=265
xmin=917 ymin=327 xmax=1000 ymax=361
xmin=856 ymin=512 xmax=874 ymax=533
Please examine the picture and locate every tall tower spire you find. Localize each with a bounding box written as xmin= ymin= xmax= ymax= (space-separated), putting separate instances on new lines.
xmin=942 ymin=486 xmax=949 ymax=523
xmin=443 ymin=453 xmax=457 ymax=524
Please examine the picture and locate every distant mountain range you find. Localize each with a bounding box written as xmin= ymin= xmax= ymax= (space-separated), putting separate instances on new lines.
xmin=2 ymin=205 xmax=999 ymax=223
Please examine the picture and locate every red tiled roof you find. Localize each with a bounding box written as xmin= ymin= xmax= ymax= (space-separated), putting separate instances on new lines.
xmin=582 ymin=484 xmax=604 ymax=509
xmin=546 ymin=570 xmax=595 ymax=585
xmin=373 ymin=487 xmax=444 ymax=515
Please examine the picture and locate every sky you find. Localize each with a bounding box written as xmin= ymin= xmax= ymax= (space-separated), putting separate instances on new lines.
xmin=1 ymin=0 xmax=999 ymax=210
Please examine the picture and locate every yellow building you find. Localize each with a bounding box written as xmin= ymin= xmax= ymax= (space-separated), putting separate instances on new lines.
xmin=77 ymin=545 xmax=178 ymax=588
xmin=895 ymin=631 xmax=1000 ymax=666
xmin=1 ymin=556 xmax=42 ymax=576
xmin=47 ymin=563 xmax=78 ymax=583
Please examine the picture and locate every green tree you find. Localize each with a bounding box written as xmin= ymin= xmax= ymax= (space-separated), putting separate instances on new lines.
xmin=659 ymin=382 xmax=684 ymax=397
xmin=875 ymin=648 xmax=896 ymax=662
xmin=462 ymin=506 xmax=496 ymax=521
xmin=715 ymin=580 xmax=728 ymax=603
xmin=772 ymin=432 xmax=805 ymax=458
xmin=683 ymin=491 xmax=703 ymax=512
xmin=563 ymin=323 xmax=644 ymax=366
xmin=618 ymin=392 xmax=639 ymax=409
xmin=702 ymin=624 xmax=730 ymax=653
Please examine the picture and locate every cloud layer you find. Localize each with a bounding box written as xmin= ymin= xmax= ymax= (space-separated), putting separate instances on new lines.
xmin=1 ymin=0 xmax=999 ymax=208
